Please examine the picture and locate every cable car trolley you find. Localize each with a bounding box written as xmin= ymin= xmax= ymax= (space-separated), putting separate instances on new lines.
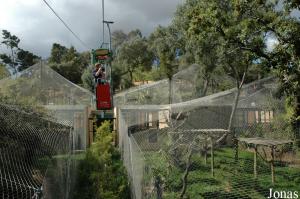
xmin=91 ymin=47 xmax=113 ymax=115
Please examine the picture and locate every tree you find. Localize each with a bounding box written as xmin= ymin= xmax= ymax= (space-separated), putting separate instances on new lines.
xmin=0 ymin=30 xmax=39 ymax=72
xmin=111 ymin=29 xmax=156 ymax=90
xmin=114 ymin=37 xmax=153 ymax=84
xmin=49 ymin=45 xmax=89 ymax=84
xmin=111 ymin=63 xmax=132 ymax=91
xmin=17 ymin=49 xmax=40 ymax=71
xmin=177 ymin=0 xmax=275 ymax=145
xmin=111 ymin=30 xmax=128 ymax=51
xmin=127 ymin=29 xmax=142 ymax=40
xmin=284 ymin=0 xmax=300 ymax=9
xmin=48 ymin=43 xmax=68 ymax=64
xmin=268 ymin=1 xmax=300 ymax=132
xmin=0 ymin=30 xmax=20 ymax=74
xmin=148 ymin=26 xmax=180 ymax=78
xmin=173 ymin=3 xmax=217 ymax=97
xmin=81 ymin=65 xmax=95 ymax=92
xmin=148 ymin=26 xmax=182 ymax=104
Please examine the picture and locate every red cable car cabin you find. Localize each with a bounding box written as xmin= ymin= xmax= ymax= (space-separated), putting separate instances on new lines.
xmin=96 ymin=83 xmax=112 ymax=110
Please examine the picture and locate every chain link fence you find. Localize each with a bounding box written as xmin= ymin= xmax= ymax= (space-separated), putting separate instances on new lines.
xmin=115 ymin=65 xmax=300 ymax=199
xmin=0 ymin=62 xmax=94 ymax=198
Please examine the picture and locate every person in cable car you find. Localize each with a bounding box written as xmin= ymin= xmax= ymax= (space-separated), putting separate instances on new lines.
xmin=93 ymin=62 xmax=111 ymax=110
xmin=93 ymin=63 xmax=106 ymax=84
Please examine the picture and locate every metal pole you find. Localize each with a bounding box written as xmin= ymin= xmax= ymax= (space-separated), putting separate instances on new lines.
xmin=107 ymin=23 xmax=114 ymax=106
xmin=106 ymin=23 xmax=112 ymax=51
xmin=103 ymin=21 xmax=114 ymax=104
xmin=107 ymin=23 xmax=113 ymax=105
xmin=210 ymin=137 xmax=214 ymax=177
xmin=102 ymin=0 xmax=105 ymax=45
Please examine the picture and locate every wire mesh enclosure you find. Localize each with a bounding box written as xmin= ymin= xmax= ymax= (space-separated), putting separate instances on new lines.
xmin=115 ymin=65 xmax=300 ymax=199
xmin=0 ymin=62 xmax=94 ymax=199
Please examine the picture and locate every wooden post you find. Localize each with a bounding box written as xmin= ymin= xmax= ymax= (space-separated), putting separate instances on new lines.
xmin=235 ymin=137 xmax=239 ymax=162
xmin=88 ymin=117 xmax=94 ymax=146
xmin=114 ymin=107 xmax=119 ymax=147
xmin=254 ymin=145 xmax=257 ymax=179
xmin=211 ymin=137 xmax=214 ymax=177
xmin=271 ymin=146 xmax=275 ymax=185
xmin=85 ymin=106 xmax=90 ymax=148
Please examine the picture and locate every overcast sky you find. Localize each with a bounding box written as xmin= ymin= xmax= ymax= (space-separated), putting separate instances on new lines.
xmin=0 ymin=0 xmax=184 ymax=58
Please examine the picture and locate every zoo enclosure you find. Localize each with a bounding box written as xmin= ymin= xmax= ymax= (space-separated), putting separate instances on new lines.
xmin=115 ymin=65 xmax=300 ymax=199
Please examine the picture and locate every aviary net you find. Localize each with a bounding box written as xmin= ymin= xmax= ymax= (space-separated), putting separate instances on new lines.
xmin=115 ymin=65 xmax=300 ymax=199
xmin=0 ymin=61 xmax=94 ymax=199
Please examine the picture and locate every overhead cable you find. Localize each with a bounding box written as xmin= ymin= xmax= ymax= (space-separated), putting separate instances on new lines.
xmin=42 ymin=0 xmax=91 ymax=50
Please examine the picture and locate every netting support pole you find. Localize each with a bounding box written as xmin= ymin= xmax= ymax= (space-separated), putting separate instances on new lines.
xmin=210 ymin=137 xmax=214 ymax=177
xmin=40 ymin=61 xmax=43 ymax=104
xmin=254 ymin=145 xmax=257 ymax=179
xmin=234 ymin=135 xmax=238 ymax=163
xmin=271 ymin=146 xmax=275 ymax=185
xmin=204 ymin=137 xmax=207 ymax=165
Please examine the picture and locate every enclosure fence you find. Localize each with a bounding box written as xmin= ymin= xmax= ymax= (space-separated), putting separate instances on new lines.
xmin=0 ymin=62 xmax=94 ymax=199
xmin=115 ymin=64 xmax=300 ymax=199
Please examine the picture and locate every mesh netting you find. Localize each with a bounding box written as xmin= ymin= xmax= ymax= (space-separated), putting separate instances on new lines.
xmin=115 ymin=65 xmax=300 ymax=199
xmin=114 ymin=64 xmax=235 ymax=106
xmin=0 ymin=61 xmax=94 ymax=198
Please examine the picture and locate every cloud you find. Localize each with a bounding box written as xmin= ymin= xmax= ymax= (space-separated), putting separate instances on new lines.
xmin=0 ymin=0 xmax=183 ymax=58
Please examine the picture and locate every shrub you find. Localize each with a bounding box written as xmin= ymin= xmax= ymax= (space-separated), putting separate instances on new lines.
xmin=73 ymin=121 xmax=131 ymax=199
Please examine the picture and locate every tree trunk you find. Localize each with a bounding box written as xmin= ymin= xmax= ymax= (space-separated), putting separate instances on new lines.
xmin=168 ymin=78 xmax=173 ymax=127
xmin=10 ymin=47 xmax=17 ymax=74
xmin=294 ymin=94 xmax=300 ymax=146
xmin=168 ymin=78 xmax=172 ymax=105
xmin=215 ymin=71 xmax=246 ymax=145
xmin=180 ymin=146 xmax=193 ymax=199
xmin=129 ymin=71 xmax=133 ymax=84
xmin=228 ymin=86 xmax=242 ymax=131
xmin=154 ymin=176 xmax=163 ymax=199
xmin=201 ymin=78 xmax=209 ymax=97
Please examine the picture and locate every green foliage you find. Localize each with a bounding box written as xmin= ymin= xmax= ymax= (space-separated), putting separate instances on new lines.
xmin=113 ymin=35 xmax=153 ymax=84
xmin=49 ymin=45 xmax=89 ymax=84
xmin=0 ymin=30 xmax=39 ymax=72
xmin=1 ymin=30 xmax=20 ymax=49
xmin=0 ymin=54 xmax=12 ymax=66
xmin=112 ymin=30 xmax=128 ymax=51
xmin=17 ymin=49 xmax=40 ymax=71
xmin=73 ymin=121 xmax=130 ymax=199
xmin=111 ymin=63 xmax=131 ymax=91
xmin=48 ymin=43 xmax=68 ymax=64
xmin=0 ymin=63 xmax=9 ymax=79
xmin=148 ymin=26 xmax=179 ymax=80
xmin=81 ymin=65 xmax=95 ymax=92
xmin=0 ymin=79 xmax=48 ymax=116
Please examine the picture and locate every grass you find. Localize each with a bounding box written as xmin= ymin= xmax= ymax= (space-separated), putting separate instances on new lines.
xmin=143 ymin=147 xmax=300 ymax=199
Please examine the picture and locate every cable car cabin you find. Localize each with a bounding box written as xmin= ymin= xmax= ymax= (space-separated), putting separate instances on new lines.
xmin=91 ymin=48 xmax=113 ymax=111
xmin=96 ymin=82 xmax=112 ymax=110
